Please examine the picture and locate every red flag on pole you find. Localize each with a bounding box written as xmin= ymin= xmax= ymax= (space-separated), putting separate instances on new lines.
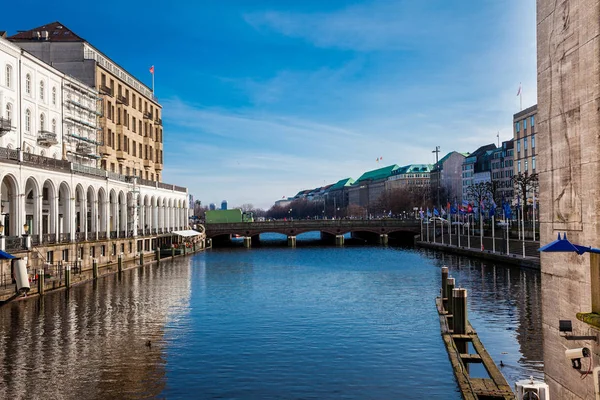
xmin=149 ymin=65 xmax=155 ymax=74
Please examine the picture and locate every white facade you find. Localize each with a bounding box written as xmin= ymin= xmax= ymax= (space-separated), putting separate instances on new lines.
xmin=0 ymin=36 xmax=190 ymax=245
xmin=63 ymin=75 xmax=101 ymax=166
xmin=20 ymin=49 xmax=63 ymax=158
xmin=0 ymin=37 xmax=20 ymax=148
xmin=0 ymin=160 xmax=189 ymax=242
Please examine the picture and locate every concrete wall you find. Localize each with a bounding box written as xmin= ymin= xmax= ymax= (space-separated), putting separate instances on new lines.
xmin=538 ymin=0 xmax=600 ymax=398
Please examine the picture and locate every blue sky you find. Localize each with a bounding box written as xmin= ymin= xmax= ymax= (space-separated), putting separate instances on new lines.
xmin=3 ymin=0 xmax=537 ymax=209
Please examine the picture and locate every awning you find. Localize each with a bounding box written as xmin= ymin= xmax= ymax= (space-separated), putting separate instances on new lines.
xmin=172 ymin=230 xmax=201 ymax=237
xmin=0 ymin=250 xmax=17 ymax=259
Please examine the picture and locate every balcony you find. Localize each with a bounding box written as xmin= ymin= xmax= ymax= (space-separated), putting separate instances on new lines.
xmin=76 ymin=142 xmax=93 ymax=154
xmin=0 ymin=117 xmax=11 ymax=135
xmin=99 ymin=84 xmax=113 ymax=97
xmin=155 ymin=162 xmax=163 ymax=171
xmin=143 ymin=111 xmax=153 ymax=120
xmin=154 ymin=117 xmax=162 ymax=126
xmin=116 ymin=94 xmax=129 ymax=106
xmin=37 ymin=131 xmax=59 ymax=147
xmin=116 ymin=150 xmax=127 ymax=160
xmin=143 ymin=159 xmax=154 ymax=168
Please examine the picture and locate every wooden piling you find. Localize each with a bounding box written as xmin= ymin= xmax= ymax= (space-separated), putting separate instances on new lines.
xmin=446 ymin=277 xmax=455 ymax=316
xmin=65 ymin=264 xmax=71 ymax=289
xmin=441 ymin=266 xmax=449 ymax=308
xmin=93 ymin=259 xmax=98 ymax=279
xmin=140 ymin=252 xmax=144 ymax=266
xmin=38 ymin=268 xmax=45 ymax=295
xmin=155 ymin=248 xmax=161 ymax=262
xmin=453 ymin=288 xmax=468 ymax=353
xmin=118 ymin=254 xmax=123 ymax=273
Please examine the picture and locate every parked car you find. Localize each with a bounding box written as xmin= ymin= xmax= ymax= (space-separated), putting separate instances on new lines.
xmin=429 ymin=217 xmax=450 ymax=225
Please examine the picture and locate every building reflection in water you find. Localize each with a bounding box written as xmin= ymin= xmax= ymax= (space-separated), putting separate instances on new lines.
xmin=429 ymin=251 xmax=543 ymax=383
xmin=0 ymin=259 xmax=192 ymax=400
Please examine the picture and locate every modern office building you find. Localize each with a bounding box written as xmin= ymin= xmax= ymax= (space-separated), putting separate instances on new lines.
xmin=9 ymin=22 xmax=164 ymax=181
xmin=429 ymin=152 xmax=467 ymax=204
xmin=461 ymin=144 xmax=496 ymax=202
xmin=513 ymin=104 xmax=537 ymax=178
xmin=490 ymin=140 xmax=514 ymax=202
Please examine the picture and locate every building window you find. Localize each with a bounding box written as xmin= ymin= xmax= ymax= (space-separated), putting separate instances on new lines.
xmin=5 ymin=65 xmax=12 ymax=88
xmin=101 ymin=245 xmax=106 ymax=256
xmin=91 ymin=246 xmax=95 ymax=258
xmin=532 ymin=135 xmax=535 ymax=148
xmin=525 ymin=160 xmax=528 ymax=172
xmin=25 ymin=73 xmax=31 ymax=94
xmin=52 ymin=87 xmax=57 ymax=105
xmin=6 ymin=103 xmax=12 ymax=121
xmin=25 ymin=109 xmax=31 ymax=132
xmin=518 ymin=160 xmax=521 ymax=173
xmin=523 ymin=118 xmax=527 ymax=129
xmin=40 ymin=114 xmax=45 ymax=131
xmin=515 ymin=121 xmax=520 ymax=132
xmin=517 ymin=140 xmax=520 ymax=153
xmin=524 ymin=137 xmax=528 ymax=150
xmin=532 ymin=156 xmax=536 ymax=170
xmin=531 ymin=115 xmax=535 ymax=126
xmin=40 ymin=81 xmax=45 ymax=100
xmin=51 ymin=119 xmax=56 ymax=133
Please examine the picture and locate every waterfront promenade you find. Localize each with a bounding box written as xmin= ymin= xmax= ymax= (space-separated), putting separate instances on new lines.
xmin=418 ymin=231 xmax=540 ymax=269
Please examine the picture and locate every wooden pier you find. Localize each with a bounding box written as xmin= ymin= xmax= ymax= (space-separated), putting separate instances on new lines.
xmin=437 ymin=267 xmax=515 ymax=400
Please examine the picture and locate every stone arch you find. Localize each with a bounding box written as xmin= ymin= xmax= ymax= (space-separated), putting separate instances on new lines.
xmin=0 ymin=173 xmax=20 ymax=237
xmin=74 ymin=184 xmax=86 ymax=236
xmin=24 ymin=176 xmax=40 ymax=237
xmin=109 ymin=189 xmax=117 ymax=235
xmin=87 ymin=185 xmax=96 ymax=236
xmin=58 ymin=181 xmax=72 ymax=240
xmin=118 ymin=190 xmax=126 ymax=235
xmin=98 ymin=187 xmax=107 ymax=237
xmin=41 ymin=179 xmax=57 ymax=239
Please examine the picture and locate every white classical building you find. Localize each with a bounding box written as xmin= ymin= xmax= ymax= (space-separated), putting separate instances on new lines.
xmin=0 ymin=35 xmax=191 ymax=260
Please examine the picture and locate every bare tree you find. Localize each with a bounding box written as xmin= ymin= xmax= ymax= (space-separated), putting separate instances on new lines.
xmin=512 ymin=172 xmax=538 ymax=221
xmin=466 ymin=182 xmax=492 ymax=211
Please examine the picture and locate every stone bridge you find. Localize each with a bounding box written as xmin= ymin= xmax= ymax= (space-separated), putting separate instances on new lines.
xmin=205 ymin=219 xmax=421 ymax=246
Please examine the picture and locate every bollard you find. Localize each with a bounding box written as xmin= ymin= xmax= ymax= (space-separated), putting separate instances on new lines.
xmin=93 ymin=259 xmax=98 ymax=280
xmin=118 ymin=254 xmax=123 ymax=273
xmin=155 ymin=248 xmax=161 ymax=262
xmin=446 ymin=277 xmax=455 ymax=316
xmin=65 ymin=264 xmax=71 ymax=289
xmin=441 ymin=266 xmax=449 ymax=302
xmin=193 ymin=242 xmax=196 ymax=252
xmin=336 ymin=235 xmax=345 ymax=247
xmin=140 ymin=251 xmax=144 ymax=266
xmin=171 ymin=246 xmax=175 ymax=258
xmin=38 ymin=268 xmax=45 ymax=295
xmin=453 ymin=288 xmax=468 ymax=354
xmin=183 ymin=245 xmax=186 ymax=255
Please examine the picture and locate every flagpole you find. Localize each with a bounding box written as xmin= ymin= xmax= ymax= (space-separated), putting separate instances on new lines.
xmin=521 ymin=199 xmax=526 ymax=257
xmin=492 ymin=214 xmax=495 ymax=253
xmin=467 ymin=213 xmax=471 ymax=249
xmin=441 ymin=218 xmax=444 ymax=245
xmin=457 ymin=213 xmax=461 ymax=248
xmin=480 ymin=207 xmax=483 ymax=251
xmin=532 ymin=189 xmax=536 ymax=241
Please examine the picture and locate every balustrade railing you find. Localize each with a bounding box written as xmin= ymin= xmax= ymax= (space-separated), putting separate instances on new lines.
xmin=98 ymin=232 xmax=107 ymax=240
xmin=152 ymin=229 xmax=157 ymax=235
xmin=119 ymin=230 xmax=125 ymax=238
xmin=76 ymin=232 xmax=86 ymax=242
xmin=23 ymin=152 xmax=71 ymax=172
xmin=5 ymin=236 xmax=23 ymax=252
xmin=158 ymin=228 xmax=163 ymax=234
xmin=31 ymin=235 xmax=40 ymax=246
xmin=42 ymin=233 xmax=56 ymax=244
xmin=0 ymin=147 xmax=19 ymax=161
xmin=110 ymin=231 xmax=117 ymax=239
xmin=59 ymin=233 xmax=70 ymax=243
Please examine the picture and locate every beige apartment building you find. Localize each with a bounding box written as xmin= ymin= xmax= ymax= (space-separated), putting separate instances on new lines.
xmin=513 ymin=104 xmax=537 ymax=179
xmin=9 ymin=22 xmax=164 ymax=182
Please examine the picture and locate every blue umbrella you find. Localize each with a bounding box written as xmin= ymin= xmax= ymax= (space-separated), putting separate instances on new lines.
xmin=0 ymin=250 xmax=16 ymax=259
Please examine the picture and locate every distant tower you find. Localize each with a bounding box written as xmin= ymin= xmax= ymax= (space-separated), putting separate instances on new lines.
xmin=209 ymin=203 xmax=216 ymax=211
xmin=221 ymin=200 xmax=228 ymax=210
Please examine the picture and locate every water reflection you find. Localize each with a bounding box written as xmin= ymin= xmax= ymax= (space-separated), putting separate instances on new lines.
xmin=421 ymin=250 xmax=544 ymax=383
xmin=0 ymin=261 xmax=192 ymax=400
xmin=0 ymin=247 xmax=543 ymax=399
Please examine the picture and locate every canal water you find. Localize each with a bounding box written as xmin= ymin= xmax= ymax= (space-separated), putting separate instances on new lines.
xmin=0 ymin=238 xmax=542 ymax=399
